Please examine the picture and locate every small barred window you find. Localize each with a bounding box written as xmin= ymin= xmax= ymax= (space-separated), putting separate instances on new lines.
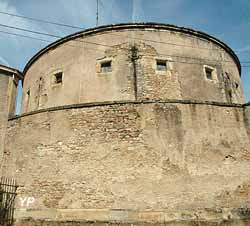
xmin=205 ymin=67 xmax=213 ymax=80
xmin=101 ymin=61 xmax=112 ymax=73
xmin=156 ymin=60 xmax=167 ymax=71
xmin=54 ymin=72 xmax=63 ymax=84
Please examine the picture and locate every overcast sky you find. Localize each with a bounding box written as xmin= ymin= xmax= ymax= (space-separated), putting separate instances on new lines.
xmin=0 ymin=0 xmax=249 ymax=105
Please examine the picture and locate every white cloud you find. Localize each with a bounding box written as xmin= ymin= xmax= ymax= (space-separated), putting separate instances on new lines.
xmin=132 ymin=0 xmax=145 ymax=22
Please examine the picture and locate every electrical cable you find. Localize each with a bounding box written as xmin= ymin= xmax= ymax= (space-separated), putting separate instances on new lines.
xmin=0 ymin=10 xmax=250 ymax=55
xmin=0 ymin=23 xmax=249 ymax=68
xmin=0 ymin=11 xmax=84 ymax=30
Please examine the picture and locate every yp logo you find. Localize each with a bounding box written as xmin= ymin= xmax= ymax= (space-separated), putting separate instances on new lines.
xmin=19 ymin=197 xmax=35 ymax=207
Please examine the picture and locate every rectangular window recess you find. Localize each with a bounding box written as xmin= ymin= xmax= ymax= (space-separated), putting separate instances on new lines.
xmin=101 ymin=61 xmax=112 ymax=73
xmin=156 ymin=60 xmax=167 ymax=71
xmin=54 ymin=72 xmax=63 ymax=84
xmin=26 ymin=89 xmax=30 ymax=96
xmin=205 ymin=67 xmax=213 ymax=80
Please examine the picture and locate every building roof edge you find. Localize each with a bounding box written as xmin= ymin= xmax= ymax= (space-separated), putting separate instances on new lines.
xmin=22 ymin=22 xmax=241 ymax=77
xmin=0 ymin=64 xmax=23 ymax=79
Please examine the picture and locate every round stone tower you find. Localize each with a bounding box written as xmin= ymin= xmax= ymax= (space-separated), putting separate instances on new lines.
xmin=3 ymin=23 xmax=250 ymax=226
xmin=21 ymin=23 xmax=243 ymax=113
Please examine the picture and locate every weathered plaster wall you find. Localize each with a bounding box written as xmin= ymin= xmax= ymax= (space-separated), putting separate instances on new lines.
xmin=4 ymin=101 xmax=250 ymax=224
xmin=0 ymin=73 xmax=18 ymax=169
xmin=0 ymin=74 xmax=10 ymax=165
xmin=22 ymin=26 xmax=243 ymax=113
xmin=244 ymin=102 xmax=250 ymax=139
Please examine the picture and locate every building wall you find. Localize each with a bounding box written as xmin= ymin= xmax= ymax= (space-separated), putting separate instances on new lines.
xmin=0 ymin=74 xmax=10 ymax=167
xmin=21 ymin=25 xmax=243 ymax=113
xmin=4 ymin=101 xmax=250 ymax=224
xmin=0 ymin=72 xmax=18 ymax=169
xmin=244 ymin=102 xmax=250 ymax=139
xmin=15 ymin=218 xmax=250 ymax=226
xmin=1 ymin=24 xmax=247 ymax=225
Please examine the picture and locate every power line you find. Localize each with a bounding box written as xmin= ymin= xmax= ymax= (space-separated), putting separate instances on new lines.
xmin=4 ymin=22 xmax=229 ymax=63
xmin=0 ymin=11 xmax=84 ymax=30
xmin=0 ymin=10 xmax=246 ymax=54
xmin=0 ymin=10 xmax=249 ymax=56
xmin=0 ymin=23 xmax=61 ymax=38
xmin=0 ymin=23 xmax=120 ymax=49
xmin=151 ymin=52 xmax=248 ymax=65
xmin=0 ymin=23 xmax=250 ymax=68
xmin=0 ymin=11 xmax=211 ymax=51
xmin=0 ymin=30 xmax=55 ymax=43
xmin=0 ymin=30 xmax=250 ymax=69
xmin=0 ymin=30 xmax=110 ymax=53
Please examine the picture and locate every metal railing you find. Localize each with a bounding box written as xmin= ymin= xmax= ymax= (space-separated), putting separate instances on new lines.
xmin=0 ymin=177 xmax=17 ymax=226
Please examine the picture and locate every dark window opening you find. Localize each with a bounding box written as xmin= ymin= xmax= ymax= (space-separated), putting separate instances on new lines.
xmin=101 ymin=61 xmax=112 ymax=73
xmin=235 ymin=82 xmax=239 ymax=89
xmin=54 ymin=72 xmax=63 ymax=84
xmin=156 ymin=60 xmax=167 ymax=71
xmin=205 ymin=67 xmax=213 ymax=80
xmin=26 ymin=89 xmax=30 ymax=112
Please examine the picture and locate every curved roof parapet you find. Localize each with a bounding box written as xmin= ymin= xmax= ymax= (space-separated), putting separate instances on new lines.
xmin=0 ymin=64 xmax=23 ymax=79
xmin=22 ymin=22 xmax=241 ymax=76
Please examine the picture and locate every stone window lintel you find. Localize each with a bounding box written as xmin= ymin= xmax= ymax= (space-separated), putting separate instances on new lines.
xmin=203 ymin=65 xmax=218 ymax=82
xmin=155 ymin=57 xmax=173 ymax=73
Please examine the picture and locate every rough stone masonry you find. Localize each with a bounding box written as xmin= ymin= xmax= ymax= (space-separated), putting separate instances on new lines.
xmin=0 ymin=23 xmax=250 ymax=226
